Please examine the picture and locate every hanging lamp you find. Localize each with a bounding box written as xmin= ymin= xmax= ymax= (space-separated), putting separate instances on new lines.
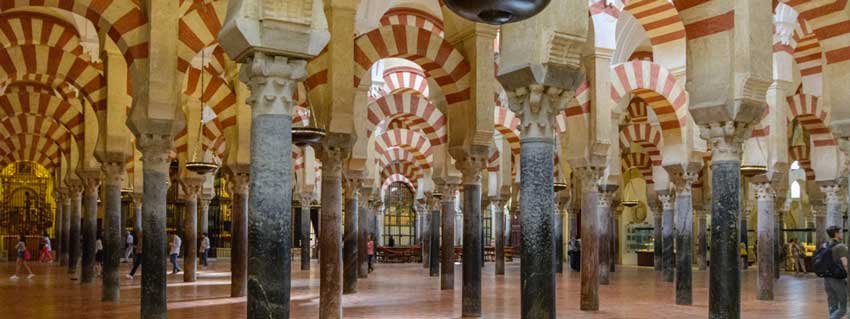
xmin=185 ymin=50 xmax=220 ymax=175
xmin=292 ymin=106 xmax=326 ymax=147
xmin=553 ymin=182 xmax=568 ymax=192
xmin=620 ymin=178 xmax=640 ymax=208
xmin=443 ymin=0 xmax=552 ymax=25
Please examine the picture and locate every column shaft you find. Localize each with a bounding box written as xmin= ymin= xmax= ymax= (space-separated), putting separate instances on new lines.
xmin=610 ymin=212 xmax=617 ymax=273
xmin=708 ymin=161 xmax=741 ymax=319
xmin=554 ymin=211 xmax=564 ymax=274
xmin=138 ymin=141 xmax=171 ymax=319
xmin=756 ymin=189 xmax=775 ymax=300
xmin=358 ymin=200 xmax=369 ymax=278
xmin=69 ymin=191 xmax=82 ymax=277
xmin=494 ymin=202 xmax=506 ymax=275
xmin=422 ymin=209 xmax=431 ymax=269
xmin=429 ymin=209 xmax=440 ymax=277
xmin=81 ymin=185 xmax=98 ymax=283
xmin=183 ymin=194 xmax=198 ymax=282
xmin=698 ymin=211 xmax=708 ymax=271
xmin=675 ymin=189 xmax=693 ymax=305
xmin=653 ymin=211 xmax=662 ymax=271
xmin=740 ymin=215 xmax=749 ymax=270
xmin=199 ymin=197 xmax=210 ymax=235
xmin=568 ymin=210 xmax=578 ymax=272
xmin=519 ymin=137 xmax=555 ymax=318
xmin=55 ymin=200 xmax=64 ymax=266
xmin=598 ymin=200 xmax=611 ymax=285
xmin=134 ymin=200 xmax=143 ymax=232
xmin=301 ymin=203 xmax=311 ymax=271
xmin=61 ymin=198 xmax=71 ymax=269
xmin=102 ymin=163 xmax=125 ymax=302
xmin=343 ymin=194 xmax=358 ymax=294
xmin=320 ymin=159 xmax=343 ymax=319
xmin=580 ymin=180 xmax=599 ymax=311
xmin=661 ymin=195 xmax=674 ymax=283
xmin=441 ymin=191 xmax=456 ymax=290
xmin=231 ymin=189 xmax=248 ymax=297
xmin=462 ymin=182 xmax=482 ymax=317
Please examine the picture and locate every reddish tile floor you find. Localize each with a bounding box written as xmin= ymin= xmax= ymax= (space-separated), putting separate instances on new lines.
xmin=0 ymin=259 xmax=828 ymax=318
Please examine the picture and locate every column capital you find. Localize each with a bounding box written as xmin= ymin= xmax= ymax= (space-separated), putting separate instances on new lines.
xmin=180 ymin=177 xmax=204 ymax=201
xmin=228 ymin=170 xmax=250 ymax=196
xmin=574 ymin=166 xmax=604 ymax=193
xmin=343 ymin=172 xmax=363 ymax=200
xmin=598 ymin=190 xmax=613 ymax=208
xmin=240 ymin=52 xmax=306 ymax=117
xmin=753 ymin=182 xmax=776 ymax=202
xmin=658 ymin=193 xmax=674 ymax=210
xmin=453 ymin=146 xmax=489 ymax=185
xmin=700 ymin=121 xmax=753 ymax=162
xmin=316 ymin=133 xmax=354 ymax=179
xmin=79 ymin=170 xmax=102 ymax=195
xmin=439 ymin=182 xmax=460 ymax=203
xmin=101 ymin=162 xmax=126 ymax=188
xmin=136 ymin=133 xmax=174 ymax=172
xmin=505 ymin=84 xmax=572 ymax=139
xmin=671 ymin=170 xmax=699 ymax=196
xmin=819 ymin=182 xmax=843 ymax=205
xmin=299 ymin=192 xmax=315 ymax=207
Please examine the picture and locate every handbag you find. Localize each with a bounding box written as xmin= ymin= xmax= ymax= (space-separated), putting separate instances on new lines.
xmin=23 ymin=249 xmax=31 ymax=261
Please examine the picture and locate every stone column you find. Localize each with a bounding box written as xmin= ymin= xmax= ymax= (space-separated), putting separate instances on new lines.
xmin=673 ymin=172 xmax=697 ymax=305
xmin=80 ymin=173 xmax=100 ymax=284
xmin=229 ymin=172 xmax=249 ymax=297
xmin=775 ymin=203 xmax=785 ymax=279
xmin=420 ymin=200 xmax=431 ymax=269
xmin=610 ymin=206 xmax=620 ymax=273
xmin=430 ymin=195 xmax=441 ymax=277
xmin=492 ymin=196 xmax=507 ymax=275
xmin=199 ymin=193 xmax=212 ymax=235
xmin=652 ymin=202 xmax=662 ymax=272
xmin=132 ymin=194 xmax=143 ymax=232
xmin=577 ymin=167 xmax=602 ymax=311
xmin=54 ymin=192 xmax=64 ymax=266
xmin=300 ymin=193 xmax=313 ymax=271
xmin=814 ymin=207 xmax=827 ymax=247
xmin=317 ymin=136 xmax=352 ymax=319
xmin=567 ymin=207 xmax=578 ymax=271
xmin=754 ymin=182 xmax=775 ymax=300
xmin=704 ymin=122 xmax=750 ymax=319
xmin=598 ymin=187 xmax=615 ymax=286
xmin=456 ymin=151 xmax=487 ymax=318
xmin=181 ymin=178 xmax=202 ymax=283
xmin=102 ymin=162 xmax=126 ymax=301
xmin=697 ymin=209 xmax=708 ymax=271
xmin=342 ymin=174 xmax=360 ymax=294
xmin=659 ymin=193 xmax=674 ymax=283
xmin=358 ymin=188 xmax=372 ymax=278
xmin=821 ymin=183 xmax=843 ymax=227
xmin=61 ymin=192 xmax=71 ymax=268
xmin=479 ymin=199 xmax=488 ymax=268
xmin=440 ymin=182 xmax=459 ymax=290
xmin=137 ymin=134 xmax=174 ymax=319
xmin=68 ymin=185 xmax=82 ymax=278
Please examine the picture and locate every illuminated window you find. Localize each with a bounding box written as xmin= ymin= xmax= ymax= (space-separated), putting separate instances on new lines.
xmin=383 ymin=182 xmax=416 ymax=246
xmin=791 ymin=180 xmax=801 ymax=199
xmin=790 ymin=161 xmax=800 ymax=170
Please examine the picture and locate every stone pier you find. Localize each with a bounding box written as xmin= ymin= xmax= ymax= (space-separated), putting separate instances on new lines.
xmin=343 ymin=175 xmax=360 ymax=294
xmin=598 ymin=186 xmax=614 ymax=286
xmin=659 ymin=193 xmax=674 ymax=283
xmin=132 ymin=194 xmax=143 ymax=232
xmin=697 ymin=209 xmax=708 ymax=271
xmin=440 ymin=182 xmax=458 ymax=290
xmin=754 ymin=182 xmax=775 ymax=300
xmin=102 ymin=162 xmax=126 ymax=302
xmin=229 ymin=172 xmax=249 ymax=297
xmin=358 ymin=188 xmax=372 ymax=278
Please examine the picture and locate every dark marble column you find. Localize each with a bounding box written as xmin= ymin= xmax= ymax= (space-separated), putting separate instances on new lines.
xmin=343 ymin=176 xmax=359 ymax=294
xmin=300 ymin=194 xmax=312 ymax=271
xmin=659 ymin=193 xmax=674 ymax=283
xmin=61 ymin=194 xmax=71 ymax=268
xmin=68 ymin=186 xmax=82 ymax=278
xmin=358 ymin=189 xmax=372 ymax=278
xmin=568 ymin=208 xmax=578 ymax=272
xmin=440 ymin=183 xmax=458 ymax=290
xmin=430 ymin=205 xmax=441 ymax=277
xmin=674 ymin=172 xmax=697 ymax=306
xmin=493 ymin=197 xmax=507 ymax=275
xmin=598 ymin=187 xmax=615 ymax=286
xmin=577 ymin=167 xmax=601 ymax=311
xmin=80 ymin=175 xmax=99 ymax=284
xmin=457 ymin=153 xmax=486 ymax=318
xmin=653 ymin=205 xmax=662 ymax=272
xmin=518 ymin=135 xmax=556 ymax=318
xmin=137 ymin=135 xmax=174 ymax=319
xmin=54 ymin=193 xmax=64 ymax=266
xmin=740 ymin=211 xmax=750 ymax=270
xmin=317 ymin=135 xmax=351 ymax=319
xmin=754 ymin=182 xmax=775 ymax=300
xmin=697 ymin=209 xmax=708 ymax=271
xmin=230 ymin=174 xmax=249 ymax=298
xmin=421 ymin=201 xmax=431 ymax=269
xmin=554 ymin=203 xmax=564 ymax=274
xmin=707 ymin=144 xmax=743 ymax=319
xmin=102 ymin=162 xmax=126 ymax=302
xmin=181 ymin=179 xmax=202 ymax=283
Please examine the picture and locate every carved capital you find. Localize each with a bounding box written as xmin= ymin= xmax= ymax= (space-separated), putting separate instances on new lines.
xmin=598 ymin=190 xmax=613 ymax=208
xmin=455 ymin=153 xmax=489 ymax=185
xmin=700 ymin=121 xmax=752 ymax=162
xmin=658 ymin=193 xmax=674 ymax=210
xmin=506 ymin=84 xmax=571 ymax=138
xmin=820 ymin=183 xmax=843 ymax=205
xmin=136 ymin=133 xmax=174 ymax=173
xmin=240 ymin=53 xmax=307 ymax=117
xmin=672 ymin=171 xmax=698 ymax=197
xmin=79 ymin=171 xmax=101 ymax=195
xmin=439 ymin=183 xmax=460 ymax=203
xmin=753 ymin=182 xmax=776 ymax=201
xmin=574 ymin=166 xmax=604 ymax=193
xmin=343 ymin=172 xmax=363 ymax=200
xmin=316 ymin=133 xmax=353 ymax=179
xmin=180 ymin=177 xmax=204 ymax=201
xmin=101 ymin=162 xmax=126 ymax=187
xmin=228 ymin=171 xmax=250 ymax=196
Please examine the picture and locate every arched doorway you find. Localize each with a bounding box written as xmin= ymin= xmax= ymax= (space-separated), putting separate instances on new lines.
xmin=383 ymin=182 xmax=416 ymax=246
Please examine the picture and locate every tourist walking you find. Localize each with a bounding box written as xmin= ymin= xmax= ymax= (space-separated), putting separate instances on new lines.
xmin=367 ymin=233 xmax=376 ymax=273
xmin=169 ymin=234 xmax=182 ymax=274
xmin=11 ymin=235 xmax=34 ymax=280
xmin=95 ymin=235 xmax=104 ymax=277
xmin=123 ymin=230 xmax=134 ymax=262
xmin=200 ymin=233 xmax=210 ymax=268
xmin=790 ymin=238 xmax=807 ymax=274
xmin=126 ymin=231 xmax=143 ymax=279
xmin=815 ymin=226 xmax=849 ymax=319
xmin=39 ymin=232 xmax=53 ymax=263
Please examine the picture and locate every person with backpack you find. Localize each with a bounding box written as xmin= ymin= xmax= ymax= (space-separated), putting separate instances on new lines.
xmin=814 ymin=226 xmax=849 ymax=319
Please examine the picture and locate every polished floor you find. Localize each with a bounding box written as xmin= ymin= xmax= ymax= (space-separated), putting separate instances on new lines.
xmin=0 ymin=258 xmax=828 ymax=318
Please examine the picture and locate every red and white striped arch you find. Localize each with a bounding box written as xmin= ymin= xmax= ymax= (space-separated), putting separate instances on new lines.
xmin=306 ymin=24 xmax=470 ymax=109
xmin=176 ymin=1 xmax=227 ymax=73
xmin=0 ymin=11 xmax=85 ymax=56
xmin=0 ymin=92 xmax=84 ymax=142
xmin=381 ymin=173 xmax=416 ymax=195
xmin=380 ymin=161 xmax=422 ymax=183
xmin=488 ymin=147 xmax=500 ymax=173
xmin=627 ymin=97 xmax=649 ymax=122
xmin=0 ymin=114 xmax=73 ymax=156
xmin=183 ymin=65 xmax=237 ymax=129
xmin=560 ymin=81 xmax=591 ymax=120
xmin=1 ymin=148 xmax=56 ymax=169
xmin=621 ymin=152 xmax=653 ymax=184
xmin=787 ymin=93 xmax=834 ymax=146
xmin=201 ymin=117 xmax=226 ymax=158
xmin=367 ymin=91 xmax=447 ymax=145
xmin=377 ymin=147 xmax=420 ymax=168
xmin=0 ymin=134 xmax=61 ymax=167
xmin=293 ymin=106 xmax=311 ymax=127
xmin=610 ymin=60 xmax=689 ymax=145
xmin=0 ymin=44 xmax=106 ymax=111
xmin=379 ymin=7 xmax=444 ymax=37
xmin=494 ymin=106 xmax=520 ymax=156
xmin=789 ymin=144 xmax=815 ymax=181
xmin=621 ymin=0 xmax=687 ymax=47
xmin=619 ymin=123 xmax=663 ymax=166
xmin=373 ymin=128 xmax=433 ymax=170
xmin=784 ymin=0 xmax=850 ymax=65
xmin=379 ymin=66 xmax=430 ymax=98
xmin=3 ymin=0 xmax=148 ymax=66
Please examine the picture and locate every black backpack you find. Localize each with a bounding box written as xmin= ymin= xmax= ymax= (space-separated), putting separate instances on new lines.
xmin=813 ymin=241 xmax=847 ymax=279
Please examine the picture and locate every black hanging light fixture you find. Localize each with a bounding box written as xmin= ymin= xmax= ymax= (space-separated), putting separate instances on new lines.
xmin=292 ymin=106 xmax=326 ymax=147
xmin=185 ymin=49 xmax=220 ymax=175
xmin=443 ymin=0 xmax=552 ymax=25
xmin=553 ymin=182 xmax=568 ymax=192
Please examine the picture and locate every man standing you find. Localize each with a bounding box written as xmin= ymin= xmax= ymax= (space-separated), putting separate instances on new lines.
xmin=123 ymin=231 xmax=134 ymax=263
xmin=200 ymin=233 xmax=211 ymax=269
xmin=823 ymin=226 xmax=849 ymax=319
xmin=169 ymin=234 xmax=182 ymax=274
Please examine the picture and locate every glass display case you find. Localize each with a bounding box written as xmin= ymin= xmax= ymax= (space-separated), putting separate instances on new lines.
xmin=626 ymin=223 xmax=654 ymax=253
